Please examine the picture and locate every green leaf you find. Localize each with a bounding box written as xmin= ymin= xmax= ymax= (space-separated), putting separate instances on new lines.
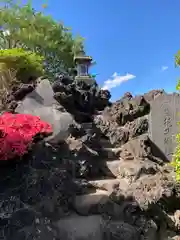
xmin=0 ymin=0 xmax=85 ymax=79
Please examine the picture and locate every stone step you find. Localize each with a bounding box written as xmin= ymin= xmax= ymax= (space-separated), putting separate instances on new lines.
xmin=88 ymin=179 xmax=120 ymax=192
xmin=54 ymin=214 xmax=104 ymax=239
xmin=73 ymin=189 xmax=110 ymax=215
xmin=81 ymin=123 xmax=93 ymax=129
xmin=73 ymin=177 xmax=117 ymax=195
xmin=73 ymin=176 xmax=129 ymax=196
xmin=73 ymin=188 xmax=125 ymax=217
xmin=73 ymin=178 xmax=97 ymax=195
xmin=88 ymin=178 xmax=128 ymax=192
xmin=100 ymin=147 xmax=122 ymax=159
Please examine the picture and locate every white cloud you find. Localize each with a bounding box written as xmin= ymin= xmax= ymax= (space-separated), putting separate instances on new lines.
xmin=101 ymin=72 xmax=136 ymax=90
xmin=161 ymin=66 xmax=168 ymax=71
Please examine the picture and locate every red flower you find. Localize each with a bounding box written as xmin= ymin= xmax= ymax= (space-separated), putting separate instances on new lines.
xmin=0 ymin=112 xmax=52 ymax=160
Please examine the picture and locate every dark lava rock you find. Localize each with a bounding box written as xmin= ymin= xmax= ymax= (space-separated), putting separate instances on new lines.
xmin=118 ymin=135 xmax=167 ymax=164
xmin=0 ymin=207 xmax=59 ymax=240
xmin=0 ymin=141 xmax=77 ymax=239
xmin=0 ymin=80 xmax=178 ymax=240
xmin=122 ymin=92 xmax=133 ymax=100
xmin=12 ymin=84 xmax=35 ymax=101
xmin=66 ymin=136 xmax=103 ymax=179
xmin=52 ymin=76 xmax=111 ymax=122
xmin=2 ymin=83 xmax=36 ymax=112
xmin=143 ymin=89 xmax=165 ymax=102
xmin=108 ymin=126 xmax=129 ymax=146
xmin=94 ymin=115 xmax=129 ymax=146
xmin=126 ymin=117 xmax=149 ymax=139
xmin=93 ymin=90 xmax=166 ymax=148
xmin=103 ymin=94 xmax=150 ymax=126
xmin=104 ymin=220 xmax=140 ymax=240
xmin=114 ymin=165 xmax=178 ymax=211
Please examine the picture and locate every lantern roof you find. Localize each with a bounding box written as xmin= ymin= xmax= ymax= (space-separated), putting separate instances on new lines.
xmin=74 ymin=50 xmax=92 ymax=63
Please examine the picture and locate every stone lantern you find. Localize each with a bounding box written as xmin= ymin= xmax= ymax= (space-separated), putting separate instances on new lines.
xmin=74 ymin=50 xmax=95 ymax=85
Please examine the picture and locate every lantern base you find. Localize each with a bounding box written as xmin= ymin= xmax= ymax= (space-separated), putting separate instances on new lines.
xmin=75 ymin=76 xmax=96 ymax=85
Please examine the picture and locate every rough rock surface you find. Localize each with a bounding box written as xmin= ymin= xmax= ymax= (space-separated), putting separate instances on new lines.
xmin=52 ymin=75 xmax=111 ymax=122
xmin=2 ymin=83 xmax=36 ymax=112
xmin=0 ymin=142 xmax=77 ymax=240
xmin=1 ymin=76 xmax=180 ymax=240
xmin=66 ymin=87 xmax=180 ymax=240
xmin=102 ymin=94 xmax=150 ymax=126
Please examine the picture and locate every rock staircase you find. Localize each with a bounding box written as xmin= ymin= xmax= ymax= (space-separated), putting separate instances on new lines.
xmin=55 ymin=126 xmax=141 ymax=239
xmin=71 ymin=137 xmax=129 ymax=217
xmin=54 ymin=140 xmax=133 ymax=239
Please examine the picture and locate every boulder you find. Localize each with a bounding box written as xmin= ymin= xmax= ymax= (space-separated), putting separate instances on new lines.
xmin=55 ymin=215 xmax=140 ymax=240
xmin=55 ymin=214 xmax=104 ymax=240
xmin=15 ymin=79 xmax=74 ymax=143
xmin=2 ymin=83 xmax=36 ymax=112
xmin=52 ymin=77 xmax=111 ymax=122
xmin=94 ymin=115 xmax=129 ymax=147
xmin=15 ymin=78 xmax=59 ymax=109
xmin=113 ymin=164 xmax=177 ymax=211
xmin=102 ymin=93 xmax=150 ymax=126
xmin=125 ymin=117 xmax=149 ymax=139
xmin=104 ymin=221 xmax=140 ymax=240
xmin=2 ymin=83 xmax=180 ymax=240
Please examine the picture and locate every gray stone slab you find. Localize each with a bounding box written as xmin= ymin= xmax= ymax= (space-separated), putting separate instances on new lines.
xmin=148 ymin=94 xmax=180 ymax=161
xmin=16 ymin=79 xmax=58 ymax=111
xmin=16 ymin=79 xmax=73 ymax=143
xmin=43 ymin=109 xmax=73 ymax=144
xmin=28 ymin=78 xmax=58 ymax=106
xmin=55 ymin=214 xmax=104 ymax=240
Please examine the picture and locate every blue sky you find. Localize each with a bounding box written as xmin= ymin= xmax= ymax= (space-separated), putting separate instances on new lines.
xmin=31 ymin=0 xmax=180 ymax=101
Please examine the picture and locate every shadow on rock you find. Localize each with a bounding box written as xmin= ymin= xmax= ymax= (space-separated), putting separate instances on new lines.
xmin=0 ymin=141 xmax=79 ymax=240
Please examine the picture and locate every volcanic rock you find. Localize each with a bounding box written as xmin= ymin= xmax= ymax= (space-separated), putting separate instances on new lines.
xmin=52 ymin=76 xmax=111 ymax=122
xmin=1 ymin=78 xmax=179 ymax=240
xmin=103 ymin=94 xmax=150 ymax=126
xmin=104 ymin=220 xmax=140 ymax=240
xmin=0 ymin=207 xmax=59 ymax=240
xmin=143 ymin=89 xmax=165 ymax=102
xmin=0 ymin=141 xmax=77 ymax=240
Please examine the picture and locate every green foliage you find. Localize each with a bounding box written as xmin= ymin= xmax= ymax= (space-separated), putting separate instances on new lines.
xmin=0 ymin=67 xmax=17 ymax=107
xmin=172 ymin=50 xmax=180 ymax=181
xmin=0 ymin=0 xmax=84 ymax=79
xmin=0 ymin=48 xmax=44 ymax=79
xmin=172 ymin=129 xmax=180 ymax=181
xmin=0 ymin=48 xmax=44 ymax=109
xmin=0 ymin=48 xmax=44 ymax=107
xmin=175 ymin=50 xmax=180 ymax=67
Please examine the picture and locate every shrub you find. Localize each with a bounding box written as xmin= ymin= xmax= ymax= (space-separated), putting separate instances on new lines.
xmin=0 ymin=67 xmax=17 ymax=105
xmin=172 ymin=50 xmax=180 ymax=181
xmin=0 ymin=48 xmax=44 ymax=106
xmin=0 ymin=112 xmax=52 ymax=160
xmin=172 ymin=105 xmax=180 ymax=181
xmin=172 ymin=130 xmax=180 ymax=181
xmin=0 ymin=48 xmax=45 ymax=82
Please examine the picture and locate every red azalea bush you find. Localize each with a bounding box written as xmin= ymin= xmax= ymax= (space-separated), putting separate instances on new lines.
xmin=0 ymin=112 xmax=52 ymax=160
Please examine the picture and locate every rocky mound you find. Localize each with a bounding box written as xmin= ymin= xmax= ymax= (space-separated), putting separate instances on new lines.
xmin=52 ymin=75 xmax=111 ymax=122
xmin=0 ymin=76 xmax=180 ymax=240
